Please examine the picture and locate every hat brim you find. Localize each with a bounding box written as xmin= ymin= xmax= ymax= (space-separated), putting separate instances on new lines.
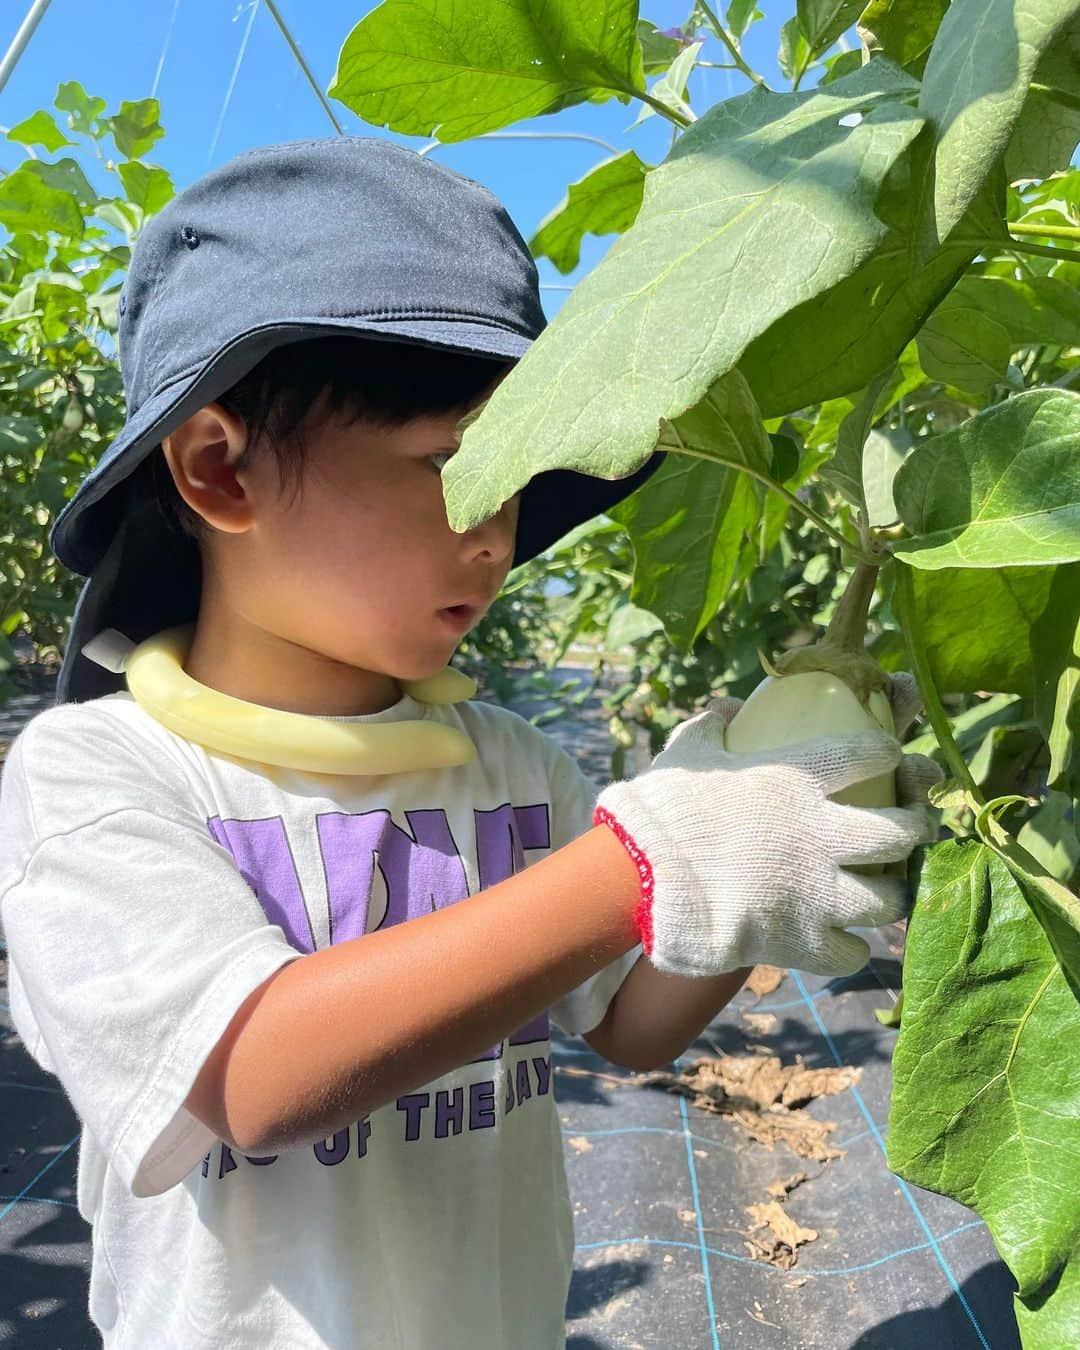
xmin=51 ymin=316 xmax=535 ymax=576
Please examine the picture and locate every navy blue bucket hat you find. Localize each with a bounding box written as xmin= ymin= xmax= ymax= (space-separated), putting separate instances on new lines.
xmin=50 ymin=135 xmax=663 ymax=703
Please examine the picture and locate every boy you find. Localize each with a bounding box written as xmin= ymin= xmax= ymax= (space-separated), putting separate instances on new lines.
xmin=0 ymin=138 xmax=938 ymax=1348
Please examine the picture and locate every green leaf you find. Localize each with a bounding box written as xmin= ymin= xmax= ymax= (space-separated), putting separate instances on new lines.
xmin=107 ymin=99 xmax=164 ymax=160
xmin=1005 ymin=14 xmax=1080 ymax=181
xmin=54 ymin=81 xmax=106 ymax=135
xmin=612 ymin=457 xmax=761 ymax=649
xmin=916 ymin=301 xmax=1012 ymax=394
xmin=1017 ymin=791 xmax=1080 ymax=885
xmin=862 ymin=424 xmax=912 ymax=526
xmin=0 ymin=166 xmax=83 ymax=239
xmin=796 ymin=0 xmax=863 ymax=54
xmin=945 ymin=273 xmax=1080 ymax=348
xmin=1031 ymin=562 xmax=1080 ymax=796
xmin=819 ymin=48 xmax=865 ymax=85
xmin=727 ymin=0 xmax=762 ymax=41
xmin=740 ymin=155 xmax=1005 ymax=417
xmin=627 ymin=39 xmax=702 ymax=129
xmin=443 ymin=61 xmax=924 ymax=530
xmin=893 ymin=389 xmax=1080 ymax=569
xmin=767 ymin=432 xmax=800 ymax=483
xmin=636 ymin=19 xmax=683 ymax=75
xmin=530 ymin=151 xmax=650 ymax=274
xmin=116 ymin=161 xmax=175 ymax=215
xmin=6 ymin=109 xmax=75 ymax=154
xmin=874 ymin=995 xmax=903 ymax=1027
xmin=604 ymin=602 xmax=664 ymax=647
xmin=21 ymin=157 xmax=96 ymax=207
xmin=328 ymin=0 xmax=646 ymax=142
xmin=777 ymin=16 xmax=812 ymax=80
xmin=902 ymin=565 xmax=1067 ymax=698
xmin=888 ymin=839 xmax=1080 ymax=1341
xmin=609 ymin=367 xmax=771 ymax=647
xmin=821 ymin=366 xmax=894 ymax=507
xmin=916 ymin=0 xmax=1079 ymax=246
xmin=857 ymin=0 xmax=950 ymax=75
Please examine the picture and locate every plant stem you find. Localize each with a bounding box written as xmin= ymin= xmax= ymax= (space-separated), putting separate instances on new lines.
xmin=263 ymin=0 xmax=345 ymax=135
xmin=1008 ymin=220 xmax=1080 ymax=243
xmin=695 ymin=0 xmax=769 ymax=88
xmin=634 ymin=87 xmax=694 ymax=126
xmin=1030 ymin=81 xmax=1080 ymax=113
xmin=671 ymin=443 xmax=877 ymax=564
xmin=823 ymin=560 xmax=880 ymax=654
xmin=891 ymin=560 xmax=985 ymax=802
xmin=421 ymin=129 xmax=620 ymax=158
xmin=1001 ymin=237 xmax=1079 ymax=262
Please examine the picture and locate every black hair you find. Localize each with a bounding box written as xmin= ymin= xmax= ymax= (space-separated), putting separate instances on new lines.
xmin=136 ymin=334 xmax=513 ymax=541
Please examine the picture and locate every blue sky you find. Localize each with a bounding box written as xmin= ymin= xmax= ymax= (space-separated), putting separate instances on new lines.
xmin=1 ymin=0 xmax=790 ymax=318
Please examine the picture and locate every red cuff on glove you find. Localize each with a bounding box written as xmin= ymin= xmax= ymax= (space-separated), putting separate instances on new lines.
xmin=594 ymin=805 xmax=656 ymax=956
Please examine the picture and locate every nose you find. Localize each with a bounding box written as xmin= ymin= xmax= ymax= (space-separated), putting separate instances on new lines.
xmin=462 ymin=494 xmax=518 ymax=568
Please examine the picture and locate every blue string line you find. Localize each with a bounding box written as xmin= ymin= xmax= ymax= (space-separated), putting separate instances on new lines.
xmin=149 ymin=0 xmax=183 ymax=100
xmin=207 ymin=0 xmax=260 ymax=166
xmin=574 ymin=1219 xmax=986 ymax=1278
xmin=791 ymin=969 xmax=992 ymax=1350
xmin=751 ymin=968 xmax=873 ymax=1014
xmin=675 ymin=1067 xmax=721 ymax=1349
xmin=0 ymin=1135 xmax=78 ymax=1225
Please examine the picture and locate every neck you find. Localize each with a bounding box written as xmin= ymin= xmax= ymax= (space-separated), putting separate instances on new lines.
xmin=184 ymin=609 xmax=404 ymax=718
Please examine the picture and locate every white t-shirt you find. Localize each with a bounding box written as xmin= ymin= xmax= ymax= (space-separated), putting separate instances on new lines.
xmin=0 ymin=687 xmax=641 ymax=1349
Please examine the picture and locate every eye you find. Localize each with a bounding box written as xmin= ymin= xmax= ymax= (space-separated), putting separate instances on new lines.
xmin=429 ymin=451 xmax=454 ymax=473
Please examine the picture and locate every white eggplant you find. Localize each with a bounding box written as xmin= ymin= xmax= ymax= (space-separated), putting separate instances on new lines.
xmin=721 ymin=561 xmax=899 ymax=874
xmin=724 ymin=670 xmax=896 ymax=808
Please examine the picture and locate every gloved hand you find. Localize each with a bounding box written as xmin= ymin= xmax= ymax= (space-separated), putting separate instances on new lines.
xmin=594 ymin=671 xmax=944 ymax=980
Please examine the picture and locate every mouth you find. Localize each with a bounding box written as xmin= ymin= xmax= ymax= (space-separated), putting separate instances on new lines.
xmin=436 ymin=602 xmax=482 ymax=631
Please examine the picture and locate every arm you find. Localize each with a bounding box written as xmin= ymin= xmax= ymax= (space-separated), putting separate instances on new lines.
xmin=186 ymin=823 xmax=642 ymax=1154
xmin=581 ymin=958 xmax=750 ymax=1072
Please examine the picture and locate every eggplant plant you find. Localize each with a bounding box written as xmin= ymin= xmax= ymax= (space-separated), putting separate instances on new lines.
xmin=329 ymin=0 xmax=1080 ymax=1341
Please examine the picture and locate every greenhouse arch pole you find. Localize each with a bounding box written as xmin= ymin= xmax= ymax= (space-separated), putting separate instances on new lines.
xmin=0 ymin=0 xmax=53 ymax=97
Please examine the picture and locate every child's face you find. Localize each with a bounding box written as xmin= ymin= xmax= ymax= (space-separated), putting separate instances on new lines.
xmin=167 ymin=382 xmax=520 ymax=699
xmin=257 ymin=397 xmax=521 ymax=679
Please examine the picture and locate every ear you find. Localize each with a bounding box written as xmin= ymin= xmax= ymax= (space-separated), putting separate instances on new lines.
xmin=161 ymin=402 xmax=253 ymax=534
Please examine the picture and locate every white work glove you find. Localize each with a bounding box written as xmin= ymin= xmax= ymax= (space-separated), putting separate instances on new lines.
xmin=594 ymin=672 xmax=943 ymax=979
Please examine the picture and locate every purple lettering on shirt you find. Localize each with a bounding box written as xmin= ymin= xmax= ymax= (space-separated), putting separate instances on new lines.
xmin=474 ymin=803 xmax=550 ymax=892
xmin=515 ymin=1058 xmax=533 ymax=1106
xmin=208 ymin=816 xmax=315 ymax=953
xmin=397 ymin=1092 xmax=430 ymax=1142
xmin=532 ymin=1057 xmax=551 ymax=1096
xmin=469 ymin=1081 xmax=496 ymax=1130
xmin=435 ymin=1087 xmax=464 ymax=1138
xmin=314 ymin=1129 xmax=350 ymax=1166
xmin=317 ymin=808 xmax=470 ymax=944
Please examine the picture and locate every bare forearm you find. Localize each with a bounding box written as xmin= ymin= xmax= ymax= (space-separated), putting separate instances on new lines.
xmin=601 ymin=958 xmax=750 ymax=1071
xmin=225 ymin=825 xmax=642 ymax=1153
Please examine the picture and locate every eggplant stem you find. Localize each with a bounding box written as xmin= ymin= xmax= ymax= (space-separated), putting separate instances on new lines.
xmin=823 ymin=560 xmax=880 ymax=655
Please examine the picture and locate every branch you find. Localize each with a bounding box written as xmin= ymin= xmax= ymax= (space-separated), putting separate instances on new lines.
xmin=695 ymin=0 xmax=770 ymax=89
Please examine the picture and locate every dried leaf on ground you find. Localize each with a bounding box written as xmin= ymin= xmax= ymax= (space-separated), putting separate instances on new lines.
xmin=744 ymin=965 xmax=785 ymax=1002
xmin=744 ymin=1200 xmax=819 ymax=1269
xmin=766 ymin=1170 xmax=809 ymax=1199
xmin=640 ymin=1053 xmax=861 ymax=1162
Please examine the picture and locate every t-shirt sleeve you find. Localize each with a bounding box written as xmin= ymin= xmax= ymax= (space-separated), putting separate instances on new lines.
xmin=539 ymin=736 xmax=642 ymax=1038
xmin=0 ymin=724 xmax=304 ymax=1199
